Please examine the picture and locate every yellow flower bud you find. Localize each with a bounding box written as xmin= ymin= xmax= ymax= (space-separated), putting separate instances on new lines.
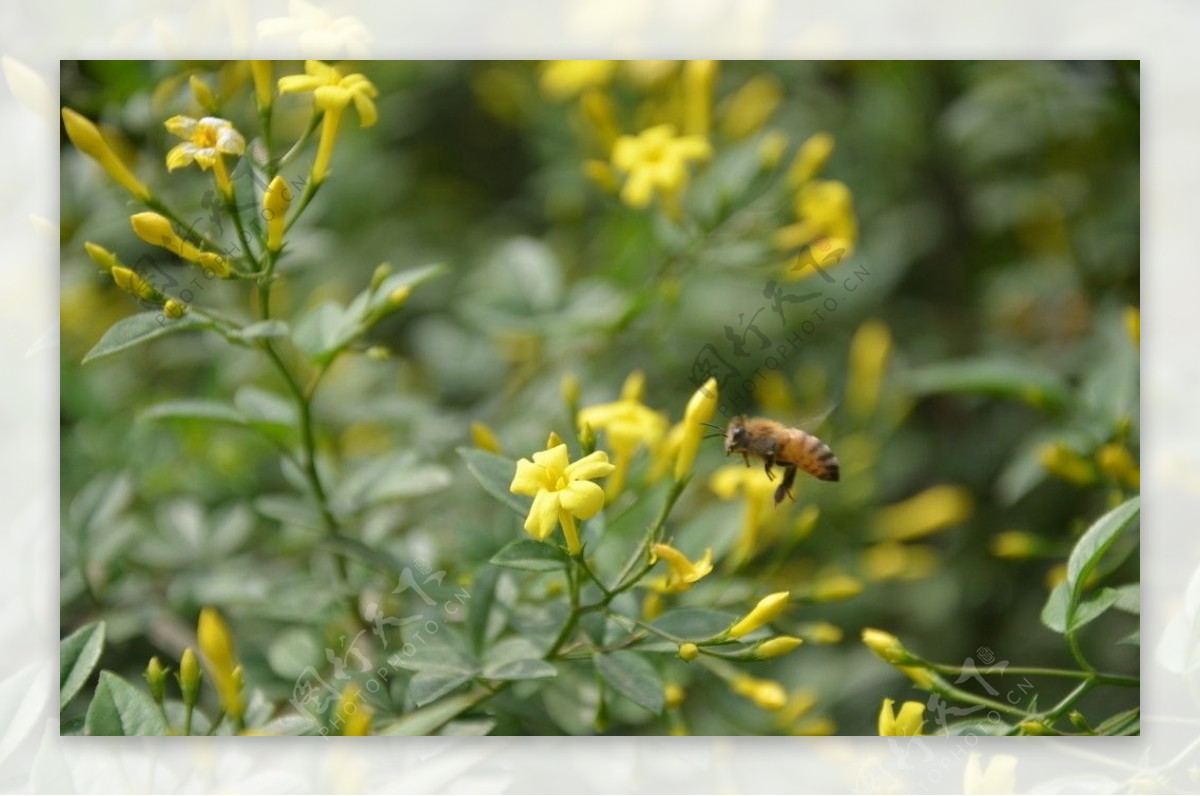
xmin=678 ymin=642 xmax=699 ymax=662
xmin=196 ymin=252 xmax=231 ymax=279
xmin=366 ymin=345 xmax=390 ymax=360
xmin=642 ymin=592 xmax=664 ymax=621
xmin=663 ymin=683 xmax=685 ymax=710
xmin=1018 ymin=719 xmax=1050 ymax=735
xmin=250 ymin=60 xmax=273 ymax=108
xmin=720 ymin=74 xmax=783 ymax=140
xmin=84 ymin=242 xmax=119 ymax=272
xmin=681 ymin=60 xmax=718 ymax=137
xmin=758 ymin=130 xmax=788 ymax=170
xmin=197 ymin=607 xmax=244 ymax=721
xmin=470 ymin=421 xmax=502 ymax=454
xmin=675 ymin=377 xmax=718 ymax=481
xmin=1040 ymin=442 xmax=1095 ymax=486
xmin=1097 ymin=442 xmax=1140 ymax=489
xmin=370 ymin=262 xmax=392 ymax=291
xmin=335 ymin=683 xmax=372 ymax=736
xmin=111 ymin=265 xmax=160 ymax=302
xmin=788 ymin=132 xmax=835 ymax=186
xmin=872 ymin=485 xmax=973 ymax=541
xmin=545 ymin=431 xmax=565 ymax=450
xmin=754 ymin=636 xmax=803 ymax=659
xmin=799 ymin=621 xmax=842 ymax=645
xmin=61 ymin=107 xmax=151 ymax=200
xmin=263 ymin=175 xmax=292 ymax=252
xmin=130 ymin=212 xmax=231 ymax=278
xmin=389 ymin=285 xmax=412 ymax=307
xmin=178 ymin=648 xmax=201 ymax=706
xmin=727 ymin=591 xmax=790 ymax=639
xmin=878 ymin=698 xmax=925 ymax=736
xmin=990 ymin=530 xmax=1040 ymax=560
xmin=164 ymin=299 xmax=187 ymax=319
xmin=897 ymin=664 xmax=935 ymax=689
xmin=189 ymin=74 xmax=217 ymax=112
xmin=561 ymin=373 xmax=580 ymax=411
xmin=861 ymin=627 xmax=911 ymax=665
xmin=144 ymin=656 xmax=167 ymax=703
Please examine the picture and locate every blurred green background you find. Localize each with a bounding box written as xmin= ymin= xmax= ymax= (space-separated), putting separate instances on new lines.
xmin=60 ymin=60 xmax=1139 ymax=735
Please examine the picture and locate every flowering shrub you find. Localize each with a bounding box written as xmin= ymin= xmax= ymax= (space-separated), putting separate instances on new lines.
xmin=60 ymin=60 xmax=1138 ymax=736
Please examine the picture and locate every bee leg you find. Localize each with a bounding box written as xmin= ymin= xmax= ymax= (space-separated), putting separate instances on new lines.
xmin=762 ymin=453 xmax=775 ymax=481
xmin=773 ymin=465 xmax=798 ymax=505
xmin=741 ymin=452 xmax=750 ymax=468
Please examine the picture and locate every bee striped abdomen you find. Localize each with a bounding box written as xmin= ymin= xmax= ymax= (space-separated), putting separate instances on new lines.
xmin=790 ymin=431 xmax=840 ymax=482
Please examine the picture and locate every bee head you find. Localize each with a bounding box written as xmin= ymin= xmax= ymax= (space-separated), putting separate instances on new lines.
xmin=724 ymin=417 xmax=748 ymax=455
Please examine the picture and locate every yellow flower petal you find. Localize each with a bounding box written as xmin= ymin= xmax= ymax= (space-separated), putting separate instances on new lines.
xmin=564 ymin=450 xmax=615 ymax=481
xmin=523 ymin=489 xmax=561 ymax=540
xmin=559 ymin=479 xmax=605 ymax=520
xmin=510 ymin=457 xmax=549 ymax=496
xmin=532 ymin=443 xmax=571 ymax=474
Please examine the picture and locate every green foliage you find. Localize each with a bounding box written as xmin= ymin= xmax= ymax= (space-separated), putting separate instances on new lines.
xmin=59 ymin=59 xmax=1138 ymax=736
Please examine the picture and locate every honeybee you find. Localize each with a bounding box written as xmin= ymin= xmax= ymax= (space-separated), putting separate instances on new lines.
xmin=705 ymin=416 xmax=840 ymax=505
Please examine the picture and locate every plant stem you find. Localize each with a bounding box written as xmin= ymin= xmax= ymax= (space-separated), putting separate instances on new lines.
xmin=182 ymin=702 xmax=193 ymax=736
xmin=921 ymin=659 xmax=1136 ymax=687
xmin=276 ymin=110 xmax=322 ymax=170
xmin=609 ymin=477 xmax=688 ymax=597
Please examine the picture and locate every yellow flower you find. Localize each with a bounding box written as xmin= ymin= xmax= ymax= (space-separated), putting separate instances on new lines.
xmin=144 ymin=657 xmax=166 ymax=703
xmin=731 ymin=675 xmax=788 ymax=711
xmin=810 ymin=572 xmax=863 ymax=602
xmin=509 ymin=443 xmax=615 ymax=555
xmin=678 ymin=642 xmax=700 ymax=662
xmin=197 ymin=607 xmax=244 ymax=722
xmin=263 ymin=175 xmax=292 ymax=252
xmin=648 ymin=543 xmax=713 ymax=593
xmin=681 ymin=60 xmax=718 ymax=137
xmin=878 ymin=698 xmax=925 ymax=736
xmin=872 ymin=485 xmax=973 ymax=541
xmin=862 ymin=541 xmax=940 ymax=581
xmin=846 ymin=319 xmax=892 ymax=419
xmin=611 ymin=124 xmax=712 ymax=214
xmin=709 ymin=464 xmax=778 ymax=564
xmin=775 ymin=179 xmax=859 ymax=270
xmin=1039 ymin=442 xmax=1095 ymax=486
xmin=663 ymin=683 xmax=686 ymax=709
xmin=797 ymin=621 xmax=842 ymax=645
xmin=164 ymin=115 xmax=246 ymax=198
xmin=753 ymin=636 xmax=803 ymax=659
xmin=61 ymin=108 xmax=151 ymax=200
xmin=250 ymin=60 xmax=273 ymax=108
xmin=580 ymin=90 xmax=620 ymax=153
xmin=130 ymin=212 xmax=231 ymax=277
xmin=539 ymin=60 xmax=617 ymax=100
xmin=727 ymin=591 xmax=790 ymax=639
xmin=787 ymin=132 xmax=834 ymax=187
xmin=164 ymin=299 xmax=188 ymax=319
xmin=278 ymin=60 xmax=378 ymax=183
xmin=334 ymin=683 xmax=372 ymax=736
xmin=964 ymin=753 xmax=1017 ymax=795
xmin=674 ymin=377 xmax=718 ymax=481
xmin=578 ymin=371 xmax=668 ymax=499
xmin=720 ymin=74 xmax=783 ymax=140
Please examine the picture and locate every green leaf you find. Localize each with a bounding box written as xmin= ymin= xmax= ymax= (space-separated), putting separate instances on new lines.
xmin=489 ymin=539 xmax=568 ymax=572
xmin=482 ymin=637 xmax=557 ymax=681
xmin=388 ymin=640 xmax=477 ymax=676
xmin=141 ymin=399 xmax=246 ymax=426
xmin=1066 ymin=496 xmax=1140 ymax=609
xmin=903 ymin=357 xmax=1071 ymax=411
xmin=378 ymin=690 xmax=484 ymax=736
xmin=1041 ymin=582 xmax=1070 ymax=633
xmin=60 ymin=622 xmax=106 ymax=711
xmin=1112 ymin=583 xmax=1140 ymax=614
xmin=291 ymin=300 xmax=348 ymax=363
xmin=84 ymin=671 xmax=168 ymax=736
xmin=1118 ymin=630 xmax=1140 ymax=646
xmin=458 ymin=447 xmax=532 ymax=517
xmin=436 ymin=718 xmax=496 ymax=736
xmin=652 ymin=608 xmax=737 ymax=641
xmin=333 ymin=451 xmax=451 ymax=512
xmin=368 ymin=263 xmax=447 ymax=312
xmin=595 ymin=650 xmax=663 ymax=715
xmin=1068 ymin=587 xmax=1121 ymax=632
xmin=466 ymin=566 xmax=500 ymax=655
xmin=82 ymin=311 xmax=211 ymax=364
xmin=408 ymin=670 xmax=475 ymax=707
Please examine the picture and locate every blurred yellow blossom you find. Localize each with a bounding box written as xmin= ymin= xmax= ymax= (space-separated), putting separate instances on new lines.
xmin=649 ymin=543 xmax=713 ymax=593
xmin=681 ymin=60 xmax=718 ymax=137
xmin=788 ymin=132 xmax=835 ymax=186
xmin=540 ymin=60 xmax=616 ymax=100
xmin=757 ymin=130 xmax=789 ymax=170
xmin=580 ymin=90 xmax=620 ymax=153
xmin=578 ymin=371 xmax=668 ymax=499
xmin=846 ymin=319 xmax=893 ymax=419
xmin=188 ymin=75 xmax=217 ymax=112
xmin=61 ymin=108 xmax=151 ymax=200
xmin=165 ymin=115 xmax=245 ymax=197
xmin=720 ymin=74 xmax=783 ymax=139
xmin=878 ymin=698 xmax=925 ymax=736
xmin=197 ymin=607 xmax=244 ymax=723
xmin=862 ymin=541 xmax=940 ymax=581
xmin=663 ymin=683 xmax=686 ymax=709
xmin=470 ymin=421 xmax=502 ymax=454
xmin=797 ymin=621 xmax=843 ymax=645
xmin=509 ymin=443 xmax=615 ymax=555
xmin=990 ymin=530 xmax=1040 ymax=560
xmin=1124 ymin=306 xmax=1139 ymax=345
xmin=872 ymin=485 xmax=973 ymax=541
xmin=250 ymin=60 xmax=273 ymax=108
xmin=810 ymin=572 xmax=864 ymax=602
xmin=611 ymin=124 xmax=712 ymax=216
xmin=710 ymin=463 xmax=778 ymax=564
xmin=731 ymin=675 xmax=788 ymax=711
xmin=1097 ymin=442 xmax=1139 ymax=489
xmin=1040 ymin=442 xmax=1095 ymax=485
xmin=674 ymin=377 xmax=718 ymax=481
xmin=278 ymin=60 xmax=378 ymax=183
xmin=623 ymin=60 xmax=678 ymax=88
xmin=861 ymin=627 xmax=911 ymax=665
xmin=754 ymin=636 xmax=803 ymax=659
xmin=335 ymin=683 xmax=372 ymax=736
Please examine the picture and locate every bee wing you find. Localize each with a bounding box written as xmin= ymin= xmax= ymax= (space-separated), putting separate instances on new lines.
xmin=790 ymin=401 xmax=840 ymax=432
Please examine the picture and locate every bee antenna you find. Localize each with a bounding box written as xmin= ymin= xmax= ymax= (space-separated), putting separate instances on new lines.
xmin=699 ymin=422 xmax=725 ymax=432
xmin=702 ymin=432 xmax=724 ymax=440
